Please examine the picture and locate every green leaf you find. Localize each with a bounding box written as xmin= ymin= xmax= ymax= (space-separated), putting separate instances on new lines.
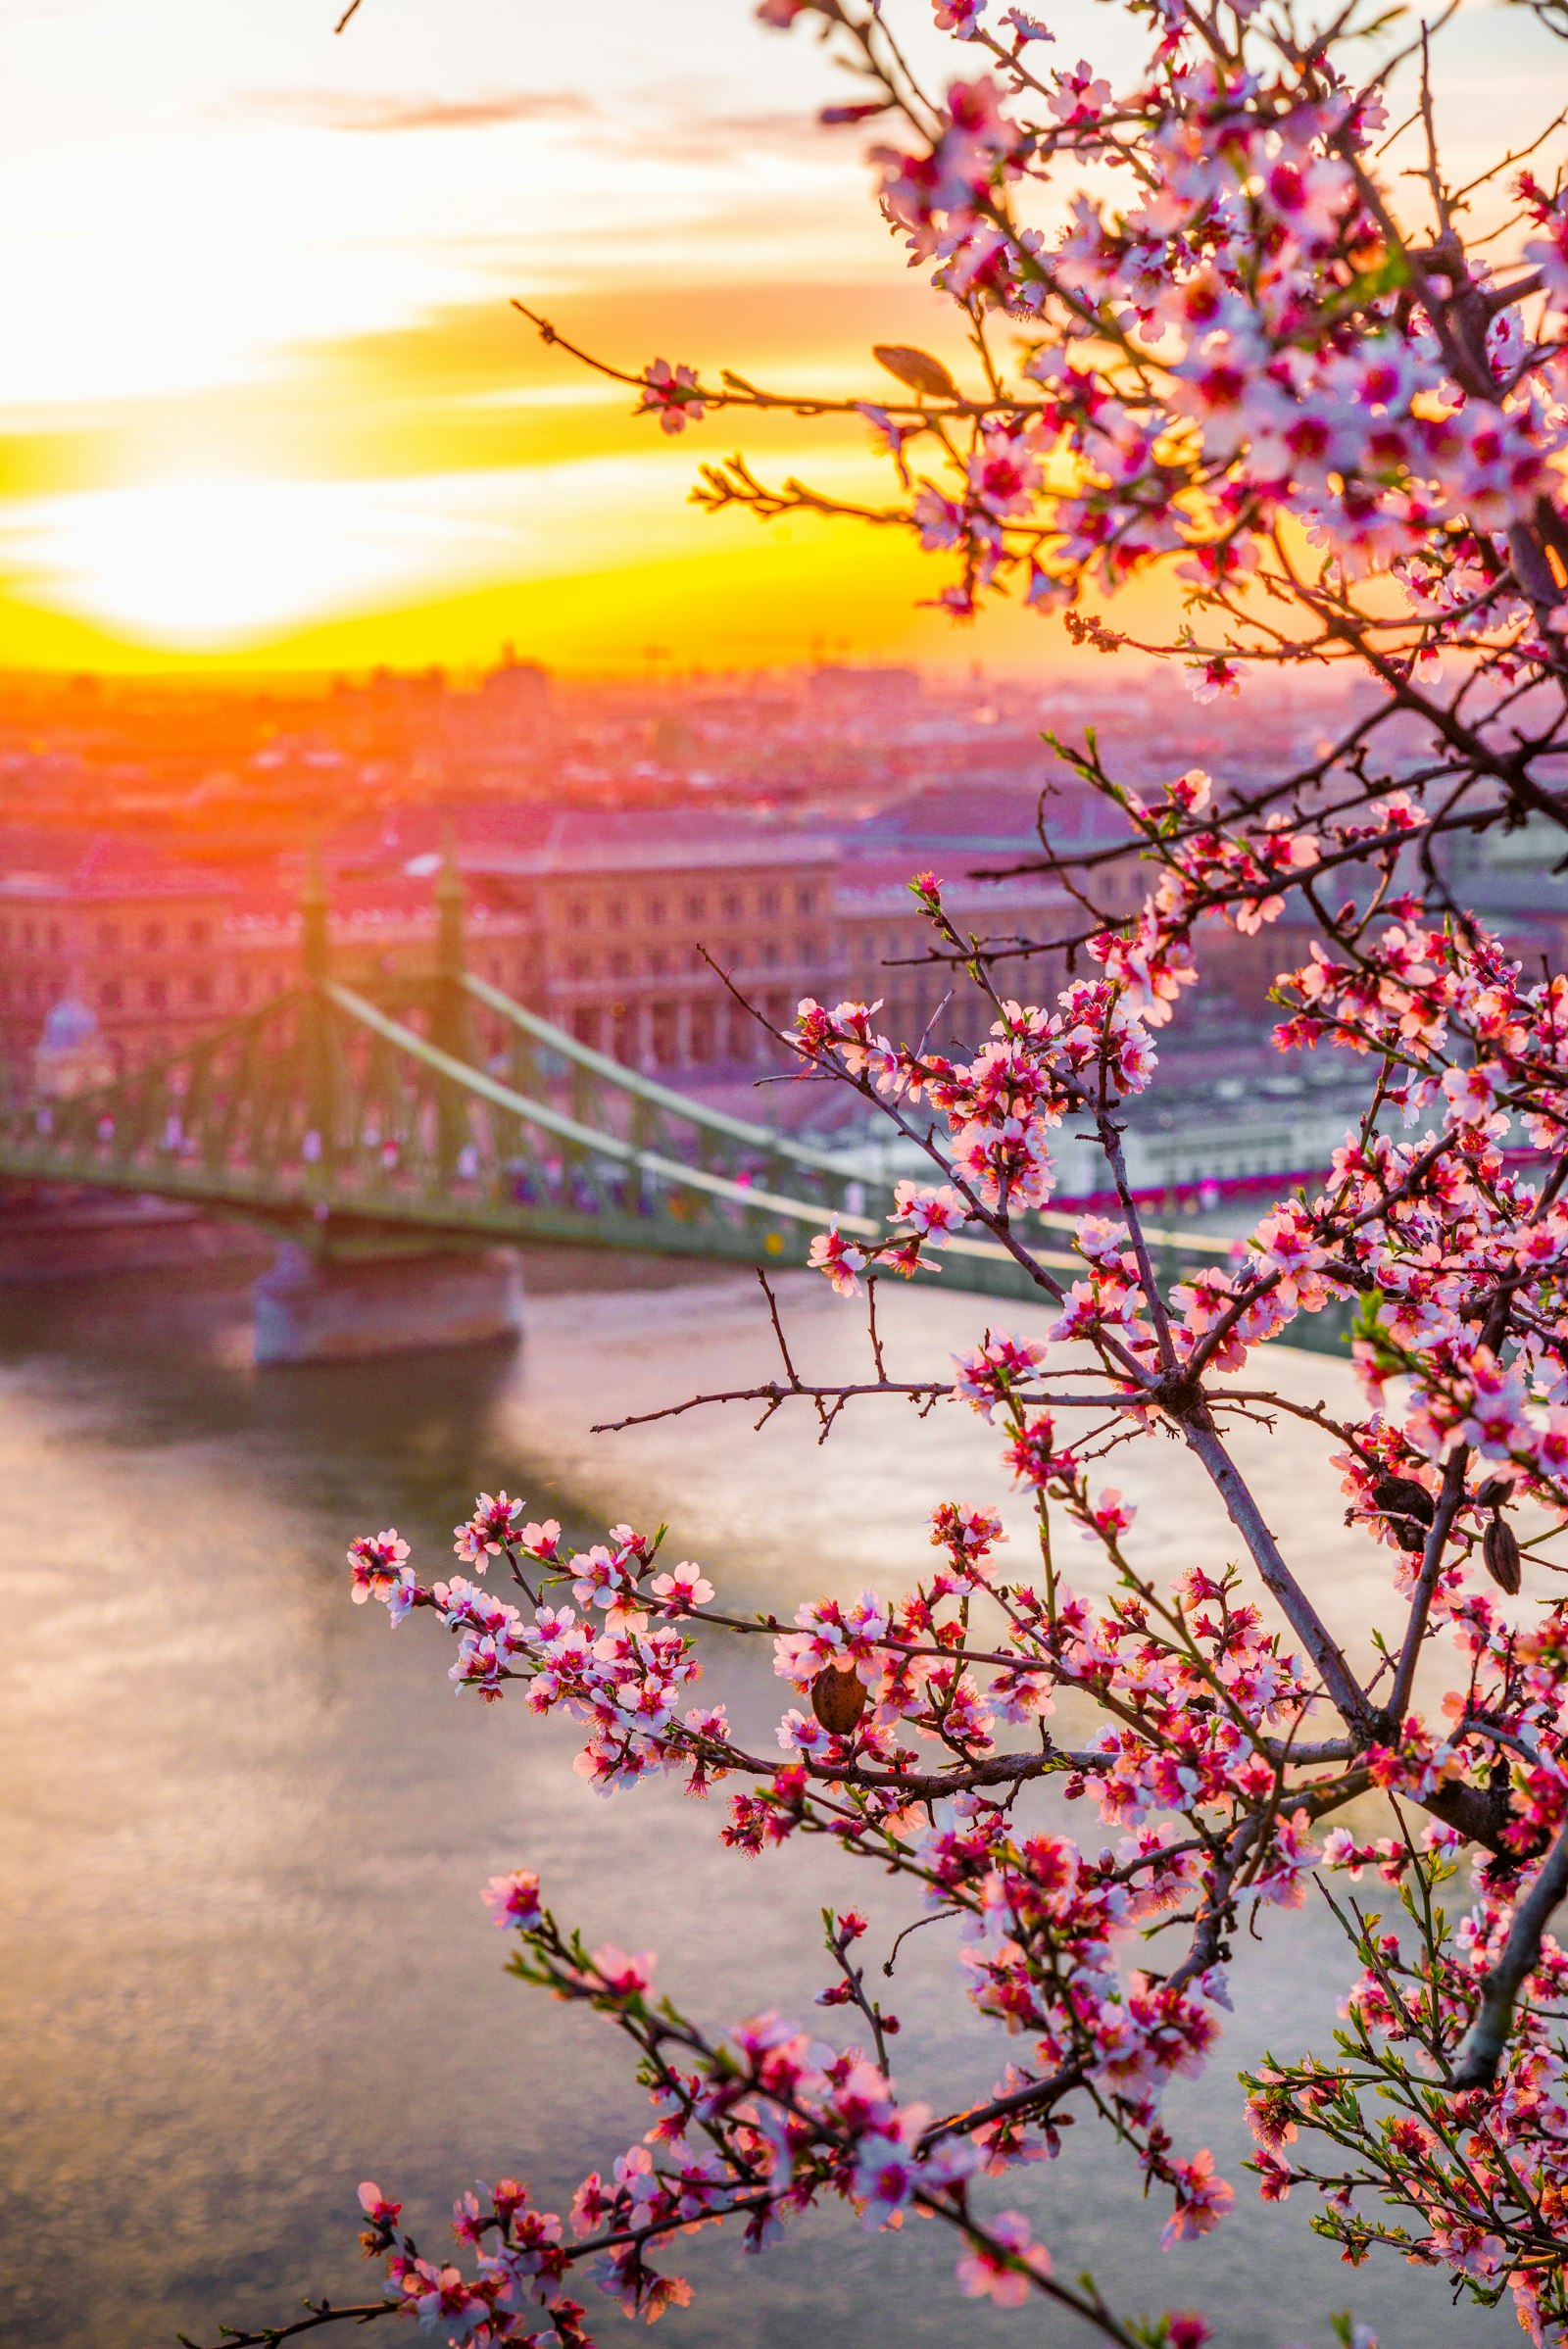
xmin=1351 ymin=1287 xmax=1406 ymax=1373
xmin=1341 ymin=245 xmax=1411 ymax=310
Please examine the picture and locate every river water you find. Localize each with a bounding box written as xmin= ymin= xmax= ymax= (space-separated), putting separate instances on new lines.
xmin=0 ymin=1249 xmax=1519 ymax=2349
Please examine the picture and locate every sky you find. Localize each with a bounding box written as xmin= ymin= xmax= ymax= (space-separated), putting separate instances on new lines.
xmin=0 ymin=0 xmax=1551 ymax=676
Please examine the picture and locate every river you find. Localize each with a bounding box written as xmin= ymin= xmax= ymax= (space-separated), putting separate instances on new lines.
xmin=0 ymin=1248 xmax=1519 ymax=2349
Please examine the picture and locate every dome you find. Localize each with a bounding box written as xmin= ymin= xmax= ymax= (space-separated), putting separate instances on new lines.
xmin=41 ymin=993 xmax=100 ymax=1052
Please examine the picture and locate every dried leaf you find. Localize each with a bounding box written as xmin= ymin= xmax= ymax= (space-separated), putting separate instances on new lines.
xmin=1484 ymin=1517 xmax=1523 ymax=1596
xmin=811 ymin=1662 xmax=869 ymax=1735
xmin=1372 ymin=1475 xmax=1436 ymax=1526
xmin=872 ymin=343 xmax=960 ymax=401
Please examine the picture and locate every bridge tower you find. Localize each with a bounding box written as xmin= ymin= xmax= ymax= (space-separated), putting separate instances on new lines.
xmin=300 ymin=838 xmax=336 ymax=1191
xmin=251 ymin=839 xmax=523 ymax=1366
xmin=431 ymin=826 xmax=471 ymax=1182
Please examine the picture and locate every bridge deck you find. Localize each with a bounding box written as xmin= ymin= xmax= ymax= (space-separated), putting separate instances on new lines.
xmin=0 ymin=954 xmax=1352 ymax=1351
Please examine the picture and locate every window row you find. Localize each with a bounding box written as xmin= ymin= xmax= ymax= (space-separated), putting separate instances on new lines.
xmin=0 ymin=969 xmax=288 ymax=1014
xmin=561 ymin=936 xmax=825 ymax=983
xmin=559 ymin=882 xmax=822 ymax=930
xmin=0 ymin=914 xmax=215 ymax=954
xmin=567 ymin=998 xmax=798 ymax=1067
xmin=848 ymin=929 xmax=928 ymax=961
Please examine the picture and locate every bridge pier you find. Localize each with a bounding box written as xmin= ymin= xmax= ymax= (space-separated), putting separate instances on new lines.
xmin=253 ymin=1242 xmax=524 ymax=1367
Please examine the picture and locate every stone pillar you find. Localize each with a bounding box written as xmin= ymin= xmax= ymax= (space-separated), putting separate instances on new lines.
xmin=254 ymin=1242 xmax=523 ymax=1367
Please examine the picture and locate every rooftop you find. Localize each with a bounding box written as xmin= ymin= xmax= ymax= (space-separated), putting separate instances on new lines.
xmin=0 ymin=829 xmax=232 ymax=904
xmin=327 ymin=805 xmax=838 ymax=879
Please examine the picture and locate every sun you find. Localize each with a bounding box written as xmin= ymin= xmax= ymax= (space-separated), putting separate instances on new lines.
xmin=0 ymin=474 xmax=472 ymax=649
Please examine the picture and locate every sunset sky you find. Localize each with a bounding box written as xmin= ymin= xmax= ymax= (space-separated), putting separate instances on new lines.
xmin=0 ymin=0 xmax=1546 ymax=675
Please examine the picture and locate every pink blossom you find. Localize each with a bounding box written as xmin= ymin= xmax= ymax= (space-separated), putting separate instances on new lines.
xmin=589 ymin=1944 xmax=657 ymax=1997
xmin=649 ymin=1560 xmax=716 ymax=1614
xmin=348 ymin=1530 xmax=409 ymax=1602
xmin=454 ymin=1492 xmax=527 ymax=1568
xmin=482 ymin=1870 xmax=544 ymax=1931
xmin=808 ymin=1225 xmax=868 ymax=1297
xmin=956 ymin=2210 xmax=1052 ymax=2305
xmin=636 ymin=359 xmax=706 ymax=435
xmin=1160 ymin=2148 xmax=1236 ymax=2245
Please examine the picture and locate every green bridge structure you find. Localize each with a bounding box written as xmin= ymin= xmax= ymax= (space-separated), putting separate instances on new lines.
xmin=0 ymin=856 xmax=1341 ymax=1364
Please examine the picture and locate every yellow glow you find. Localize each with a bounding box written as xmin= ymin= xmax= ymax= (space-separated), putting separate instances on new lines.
xmin=0 ymin=476 xmax=490 ymax=647
xmin=0 ymin=445 xmax=896 ymax=653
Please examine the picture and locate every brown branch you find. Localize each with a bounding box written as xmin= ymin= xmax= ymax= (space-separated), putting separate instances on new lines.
xmin=592 ymin=1377 xmax=947 ymax=1432
xmin=756 ymin=1266 xmax=805 ymax=1388
xmin=1178 ymin=1411 xmax=1374 ymax=1737
xmin=592 ymin=1381 xmax=1151 ymax=1433
xmin=1453 ymin=1821 xmax=1568 ymax=2088
xmin=802 ymin=1746 xmax=1099 ymax=1797
xmin=866 ymin=1275 xmax=888 ymax=1381
xmin=921 ymin=2061 xmax=1086 ymax=2148
xmin=178 ymin=2300 xmax=398 ymax=2348
xmin=1386 ymin=1445 xmax=1473 ymax=1727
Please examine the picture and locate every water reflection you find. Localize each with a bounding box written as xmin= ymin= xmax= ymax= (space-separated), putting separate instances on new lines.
xmin=0 ymin=1254 xmax=1514 ymax=2349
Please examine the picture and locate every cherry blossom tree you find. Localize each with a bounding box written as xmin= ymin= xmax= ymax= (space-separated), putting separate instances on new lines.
xmin=199 ymin=0 xmax=1568 ymax=2340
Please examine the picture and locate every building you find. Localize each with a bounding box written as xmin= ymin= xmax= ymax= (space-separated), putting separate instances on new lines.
xmin=0 ymin=833 xmax=236 ymax=1083
xmin=453 ymin=808 xmax=843 ymax=1069
xmin=0 ymin=806 xmax=1075 ymax=1098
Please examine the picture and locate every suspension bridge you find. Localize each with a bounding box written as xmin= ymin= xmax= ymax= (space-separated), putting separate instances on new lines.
xmin=0 ymin=853 xmax=1303 ymax=1362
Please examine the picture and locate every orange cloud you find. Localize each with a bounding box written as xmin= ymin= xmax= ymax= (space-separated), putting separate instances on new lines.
xmin=0 ymin=273 xmax=999 ymax=667
xmin=239 ymin=88 xmax=595 ymax=132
